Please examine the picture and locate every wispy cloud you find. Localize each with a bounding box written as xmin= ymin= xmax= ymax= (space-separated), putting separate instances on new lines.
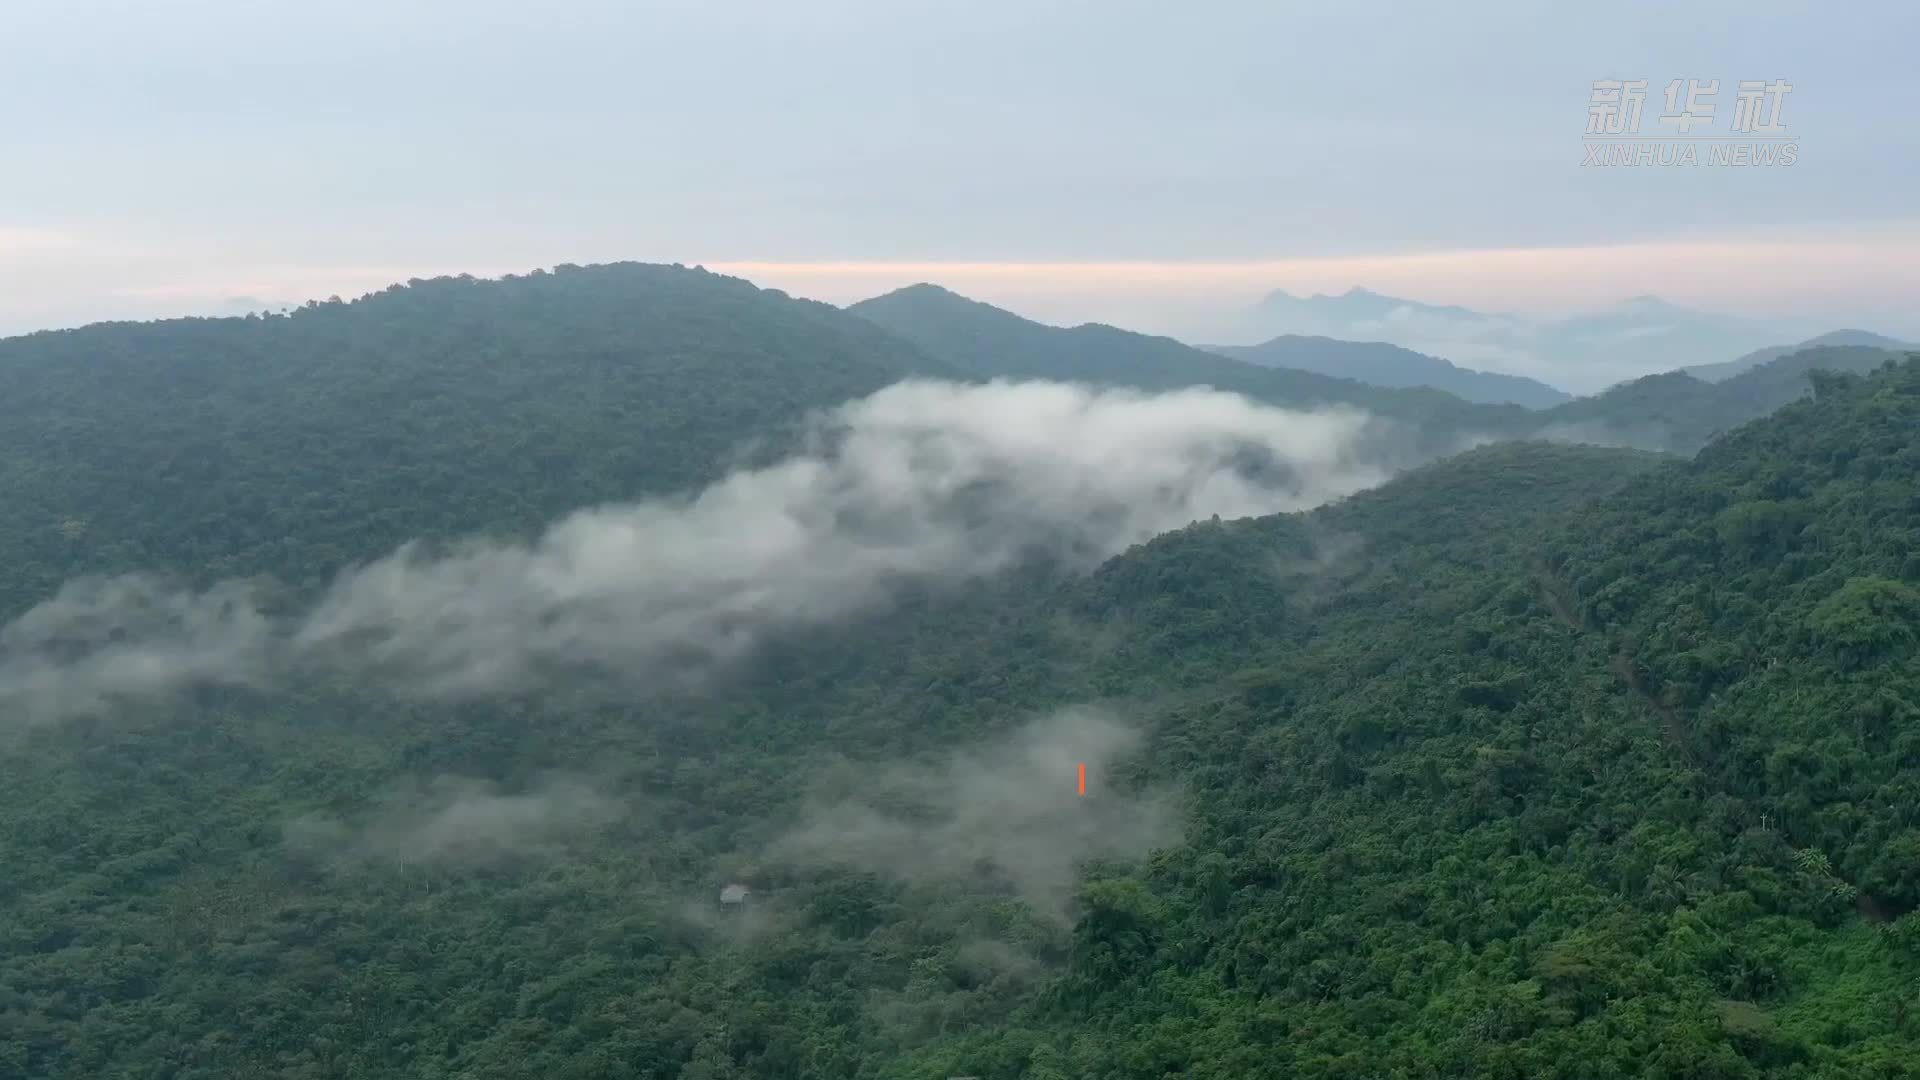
xmin=0 ymin=380 xmax=1390 ymax=724
xmin=285 ymin=774 xmax=620 ymax=870
xmin=768 ymin=707 xmax=1178 ymax=922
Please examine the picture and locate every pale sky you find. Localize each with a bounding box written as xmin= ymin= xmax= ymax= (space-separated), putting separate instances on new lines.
xmin=5 ymin=0 xmax=1918 ymax=353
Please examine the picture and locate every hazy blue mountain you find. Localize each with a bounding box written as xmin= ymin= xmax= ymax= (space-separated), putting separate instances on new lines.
xmin=1250 ymin=285 xmax=1497 ymax=328
xmin=1544 ymin=295 xmax=1860 ymax=384
xmin=847 ymin=283 xmax=1532 ymax=452
xmin=1207 ymin=334 xmax=1572 ymax=408
xmin=1678 ymin=328 xmax=1917 ymax=382
xmin=852 ymin=282 xmax=1910 ymax=456
xmin=1238 ymin=286 xmax=1526 ymax=358
xmin=1233 ymin=287 xmax=1826 ymax=389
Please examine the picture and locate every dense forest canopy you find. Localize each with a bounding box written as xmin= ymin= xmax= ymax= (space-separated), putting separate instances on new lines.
xmin=1 ymin=263 xmax=1917 ymax=1079
xmin=0 ymin=264 xmax=943 ymax=610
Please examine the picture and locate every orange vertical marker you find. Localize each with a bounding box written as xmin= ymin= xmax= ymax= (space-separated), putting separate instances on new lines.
xmin=1078 ymin=762 xmax=1086 ymax=796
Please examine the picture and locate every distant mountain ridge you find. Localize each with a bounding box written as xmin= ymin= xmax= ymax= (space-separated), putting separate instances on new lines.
xmin=1536 ymin=344 xmax=1912 ymax=450
xmin=1235 ymin=286 xmax=1841 ymax=389
xmin=851 ymin=281 xmax=1913 ymax=456
xmin=846 ymin=283 xmax=1530 ymax=456
xmin=1253 ymin=285 xmax=1498 ymax=325
xmin=1678 ymin=329 xmax=1917 ymax=382
xmin=1206 ymin=334 xmax=1572 ymax=408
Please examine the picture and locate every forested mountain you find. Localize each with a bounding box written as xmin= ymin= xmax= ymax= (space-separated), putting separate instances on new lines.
xmin=1206 ymin=335 xmax=1571 ymax=408
xmin=1680 ymin=331 xmax=1915 ymax=383
xmin=850 ymin=282 xmax=1912 ymax=457
xmin=2 ymin=265 xmax=1918 ymax=1079
xmin=19 ymin=260 xmax=1870 ymax=624
xmin=847 ymin=284 xmax=1531 ymax=447
xmin=1538 ymin=345 xmax=1910 ymax=451
xmin=898 ymin=358 xmax=1920 ymax=1078
xmin=0 ymin=263 xmax=943 ymax=610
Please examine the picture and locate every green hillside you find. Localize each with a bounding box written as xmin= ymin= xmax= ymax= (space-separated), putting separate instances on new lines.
xmin=1680 ymin=331 xmax=1916 ymax=383
xmin=0 ymin=263 xmax=941 ymax=610
xmin=900 ymin=358 xmax=1920 ymax=1079
xmin=1536 ymin=345 xmax=1909 ymax=453
xmin=1 ymin=266 xmax=1917 ymax=1079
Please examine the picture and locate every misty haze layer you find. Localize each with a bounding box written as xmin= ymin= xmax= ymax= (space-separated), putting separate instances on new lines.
xmin=771 ymin=707 xmax=1177 ymax=922
xmin=286 ymin=774 xmax=620 ymax=870
xmin=0 ymin=379 xmax=1391 ymax=724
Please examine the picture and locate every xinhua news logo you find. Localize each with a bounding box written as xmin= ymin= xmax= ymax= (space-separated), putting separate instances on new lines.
xmin=1583 ymin=79 xmax=1797 ymax=167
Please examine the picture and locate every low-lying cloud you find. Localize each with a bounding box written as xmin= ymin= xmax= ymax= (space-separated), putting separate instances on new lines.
xmin=770 ymin=707 xmax=1177 ymax=922
xmin=0 ymin=576 xmax=276 ymax=723
xmin=1 ymin=379 xmax=1392 ymax=724
xmin=285 ymin=774 xmax=619 ymax=870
